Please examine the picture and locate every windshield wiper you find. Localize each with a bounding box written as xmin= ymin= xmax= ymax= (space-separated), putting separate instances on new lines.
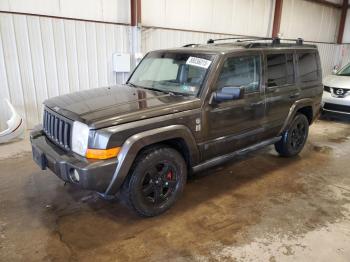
xmin=127 ymin=82 xmax=165 ymax=93
xmin=127 ymin=82 xmax=138 ymax=88
xmin=140 ymin=87 xmax=178 ymax=96
xmin=127 ymin=83 xmax=185 ymax=96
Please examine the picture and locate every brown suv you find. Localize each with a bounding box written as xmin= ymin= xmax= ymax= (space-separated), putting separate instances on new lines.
xmin=30 ymin=37 xmax=323 ymax=216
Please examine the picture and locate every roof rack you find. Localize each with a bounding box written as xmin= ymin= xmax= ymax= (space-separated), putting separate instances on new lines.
xmin=295 ymin=38 xmax=304 ymax=45
xmin=207 ymin=37 xmax=263 ymax=44
xmin=206 ymin=37 xmax=305 ymax=47
xmin=182 ymin=44 xmax=200 ymax=47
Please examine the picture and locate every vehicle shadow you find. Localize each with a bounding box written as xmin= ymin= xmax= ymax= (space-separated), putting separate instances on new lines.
xmin=27 ymin=143 xmax=330 ymax=258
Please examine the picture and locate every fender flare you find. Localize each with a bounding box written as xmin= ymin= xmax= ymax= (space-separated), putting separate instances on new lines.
xmin=279 ymin=98 xmax=314 ymax=135
xmin=104 ymin=125 xmax=199 ymax=195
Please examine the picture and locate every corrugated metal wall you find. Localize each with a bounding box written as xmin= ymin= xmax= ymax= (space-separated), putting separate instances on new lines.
xmin=339 ymin=45 xmax=350 ymax=66
xmin=0 ymin=0 xmax=130 ymax=24
xmin=343 ymin=10 xmax=350 ymax=43
xmin=141 ymin=0 xmax=342 ymax=43
xmin=0 ymin=13 xmax=130 ymax=129
xmin=316 ymin=43 xmax=342 ymax=76
xmin=141 ymin=28 xmax=229 ymax=52
xmin=141 ymin=0 xmax=274 ymax=37
xmin=141 ymin=27 xmax=350 ymax=78
xmin=280 ymin=0 xmax=341 ymax=42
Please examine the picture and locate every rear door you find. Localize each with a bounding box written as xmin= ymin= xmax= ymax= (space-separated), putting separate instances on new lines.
xmin=296 ymin=50 xmax=322 ymax=102
xmin=201 ymin=52 xmax=266 ymax=160
xmin=263 ymin=51 xmax=299 ymax=138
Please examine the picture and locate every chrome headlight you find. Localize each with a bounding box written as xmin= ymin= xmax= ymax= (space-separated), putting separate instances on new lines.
xmin=71 ymin=121 xmax=89 ymax=156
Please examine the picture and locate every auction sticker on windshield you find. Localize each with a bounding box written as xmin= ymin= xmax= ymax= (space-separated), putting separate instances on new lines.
xmin=186 ymin=57 xmax=212 ymax=69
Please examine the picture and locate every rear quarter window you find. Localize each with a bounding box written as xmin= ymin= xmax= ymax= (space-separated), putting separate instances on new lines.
xmin=297 ymin=52 xmax=318 ymax=82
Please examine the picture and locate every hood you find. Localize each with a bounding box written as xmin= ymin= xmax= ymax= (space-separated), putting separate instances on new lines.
xmin=323 ymin=74 xmax=350 ymax=89
xmin=44 ymin=85 xmax=200 ymax=129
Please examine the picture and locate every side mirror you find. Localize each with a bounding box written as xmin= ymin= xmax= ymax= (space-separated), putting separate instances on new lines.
xmin=211 ymin=86 xmax=244 ymax=104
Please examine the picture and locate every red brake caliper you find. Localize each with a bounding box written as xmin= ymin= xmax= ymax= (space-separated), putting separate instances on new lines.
xmin=166 ymin=171 xmax=173 ymax=180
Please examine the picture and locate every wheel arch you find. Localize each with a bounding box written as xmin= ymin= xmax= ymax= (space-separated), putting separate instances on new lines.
xmin=104 ymin=125 xmax=199 ymax=195
xmin=279 ymin=98 xmax=315 ymax=134
xmin=296 ymin=106 xmax=313 ymax=124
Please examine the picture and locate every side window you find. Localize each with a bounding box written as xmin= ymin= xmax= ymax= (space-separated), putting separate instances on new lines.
xmin=217 ymin=56 xmax=261 ymax=93
xmin=298 ymin=53 xmax=318 ymax=82
xmin=267 ymin=54 xmax=287 ymax=87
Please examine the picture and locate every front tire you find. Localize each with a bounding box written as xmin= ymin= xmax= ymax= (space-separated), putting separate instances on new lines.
xmin=275 ymin=113 xmax=309 ymax=157
xmin=121 ymin=146 xmax=187 ymax=217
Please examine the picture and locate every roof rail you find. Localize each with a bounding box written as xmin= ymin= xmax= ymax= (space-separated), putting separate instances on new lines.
xmin=207 ymin=36 xmax=263 ymax=44
xmin=272 ymin=37 xmax=280 ymax=44
xmin=296 ymin=38 xmax=304 ymax=45
xmin=207 ymin=36 xmax=305 ymax=46
xmin=182 ymin=44 xmax=200 ymax=47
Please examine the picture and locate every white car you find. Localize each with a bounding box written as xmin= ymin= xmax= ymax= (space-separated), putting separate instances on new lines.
xmin=322 ymin=63 xmax=350 ymax=115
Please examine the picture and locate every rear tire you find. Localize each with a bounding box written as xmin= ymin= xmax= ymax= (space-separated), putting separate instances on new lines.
xmin=275 ymin=113 xmax=309 ymax=157
xmin=120 ymin=146 xmax=187 ymax=217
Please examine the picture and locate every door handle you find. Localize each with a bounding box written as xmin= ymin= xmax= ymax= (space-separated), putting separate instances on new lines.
xmin=289 ymin=93 xmax=300 ymax=99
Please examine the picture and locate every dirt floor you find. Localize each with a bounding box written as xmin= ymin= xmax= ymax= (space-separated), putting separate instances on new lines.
xmin=1 ymin=115 xmax=350 ymax=262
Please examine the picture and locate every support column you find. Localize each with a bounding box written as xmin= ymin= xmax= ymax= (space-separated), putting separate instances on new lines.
xmin=131 ymin=0 xmax=141 ymax=27
xmin=272 ymin=0 xmax=283 ymax=38
xmin=130 ymin=0 xmax=142 ymax=70
xmin=337 ymin=0 xmax=348 ymax=44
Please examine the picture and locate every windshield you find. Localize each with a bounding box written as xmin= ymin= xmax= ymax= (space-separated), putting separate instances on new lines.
xmin=337 ymin=63 xmax=350 ymax=76
xmin=128 ymin=52 xmax=215 ymax=96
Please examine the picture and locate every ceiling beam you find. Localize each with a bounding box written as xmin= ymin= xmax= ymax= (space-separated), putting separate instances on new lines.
xmin=272 ymin=0 xmax=283 ymax=37
xmin=337 ymin=0 xmax=349 ymax=43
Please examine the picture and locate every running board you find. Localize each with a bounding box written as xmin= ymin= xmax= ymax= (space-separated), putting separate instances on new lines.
xmin=192 ymin=136 xmax=282 ymax=173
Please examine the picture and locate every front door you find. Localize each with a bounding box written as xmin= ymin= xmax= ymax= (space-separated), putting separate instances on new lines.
xmin=201 ymin=53 xmax=266 ymax=160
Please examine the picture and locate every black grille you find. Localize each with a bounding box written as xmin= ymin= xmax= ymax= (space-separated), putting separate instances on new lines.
xmin=43 ymin=108 xmax=72 ymax=149
xmin=323 ymin=86 xmax=331 ymax=92
xmin=332 ymin=87 xmax=349 ymax=96
xmin=324 ymin=103 xmax=350 ymax=113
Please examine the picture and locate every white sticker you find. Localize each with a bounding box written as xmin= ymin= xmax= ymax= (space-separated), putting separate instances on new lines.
xmin=186 ymin=56 xmax=212 ymax=69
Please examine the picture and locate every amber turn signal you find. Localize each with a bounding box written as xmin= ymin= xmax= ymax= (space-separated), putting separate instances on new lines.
xmin=86 ymin=147 xmax=121 ymax=159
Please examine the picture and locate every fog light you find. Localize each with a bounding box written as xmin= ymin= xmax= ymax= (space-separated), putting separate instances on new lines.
xmin=69 ymin=169 xmax=80 ymax=183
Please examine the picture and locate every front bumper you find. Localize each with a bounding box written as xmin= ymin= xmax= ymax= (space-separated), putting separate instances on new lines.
xmin=30 ymin=128 xmax=117 ymax=193
xmin=322 ymin=91 xmax=350 ymax=114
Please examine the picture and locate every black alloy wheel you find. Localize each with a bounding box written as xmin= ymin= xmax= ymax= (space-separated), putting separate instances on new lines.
xmin=141 ymin=160 xmax=178 ymax=205
xmin=121 ymin=146 xmax=187 ymax=217
xmin=289 ymin=118 xmax=307 ymax=151
xmin=275 ymin=113 xmax=309 ymax=157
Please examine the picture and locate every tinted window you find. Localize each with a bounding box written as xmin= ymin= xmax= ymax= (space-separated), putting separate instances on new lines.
xmin=267 ymin=54 xmax=287 ymax=87
xmin=267 ymin=53 xmax=295 ymax=87
xmin=298 ymin=53 xmax=318 ymax=82
xmin=217 ymin=56 xmax=261 ymax=93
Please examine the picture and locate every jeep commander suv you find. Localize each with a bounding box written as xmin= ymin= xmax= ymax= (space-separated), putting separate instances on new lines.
xmin=31 ymin=37 xmax=323 ymax=216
